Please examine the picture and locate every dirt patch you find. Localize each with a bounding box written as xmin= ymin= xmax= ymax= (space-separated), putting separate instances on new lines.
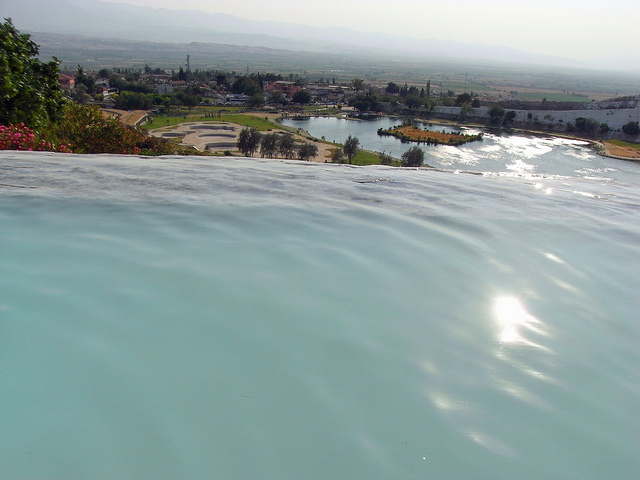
xmin=149 ymin=117 xmax=336 ymax=162
xmin=602 ymin=141 xmax=640 ymax=160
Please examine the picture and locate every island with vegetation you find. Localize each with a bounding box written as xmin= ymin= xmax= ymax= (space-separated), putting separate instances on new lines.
xmin=377 ymin=124 xmax=483 ymax=146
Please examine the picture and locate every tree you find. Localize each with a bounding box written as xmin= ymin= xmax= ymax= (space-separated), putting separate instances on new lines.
xmin=401 ymin=146 xmax=424 ymax=167
xmin=260 ymin=132 xmax=279 ymax=158
xmin=351 ymin=78 xmax=365 ymax=93
xmin=114 ymin=91 xmax=153 ymax=110
xmin=268 ymin=90 xmax=286 ymax=106
xmin=504 ymin=110 xmax=517 ymax=125
xmin=455 ymin=93 xmax=472 ymax=106
xmin=385 ymin=82 xmax=400 ymax=94
xmin=298 ymin=143 xmax=318 ymax=161
xmin=237 ymin=127 xmax=261 ymax=156
xmin=248 ymin=93 xmax=265 ymax=108
xmin=75 ymin=65 xmax=96 ymax=95
xmin=488 ymin=104 xmax=505 ymax=125
xmin=0 ymin=19 xmax=67 ymax=129
xmin=331 ymin=147 xmax=345 ymax=163
xmin=232 ymin=76 xmax=260 ymax=96
xmin=277 ymin=132 xmax=296 ymax=158
xmin=343 ymin=135 xmax=359 ymax=163
xmin=575 ymin=117 xmax=599 ymax=137
xmin=349 ymin=94 xmax=379 ymax=112
xmin=622 ymin=121 xmax=640 ymax=136
xmin=292 ymin=89 xmax=311 ymax=105
xmin=378 ymin=151 xmax=393 ymax=165
xmin=181 ymin=95 xmax=200 ymax=112
xmin=404 ymin=95 xmax=421 ymax=109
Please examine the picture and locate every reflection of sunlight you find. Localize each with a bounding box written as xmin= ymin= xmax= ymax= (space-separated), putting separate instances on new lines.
xmin=543 ymin=252 xmax=565 ymax=264
xmin=534 ymin=183 xmax=553 ymax=195
xmin=506 ymin=159 xmax=535 ymax=175
xmin=427 ymin=390 xmax=467 ymax=412
xmin=466 ymin=430 xmax=515 ymax=457
xmin=494 ymin=297 xmax=547 ymax=348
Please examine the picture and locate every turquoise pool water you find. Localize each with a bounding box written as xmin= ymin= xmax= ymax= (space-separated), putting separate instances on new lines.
xmin=1 ymin=152 xmax=639 ymax=479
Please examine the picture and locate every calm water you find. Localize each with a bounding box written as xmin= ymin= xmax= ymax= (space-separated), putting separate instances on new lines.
xmin=1 ymin=151 xmax=640 ymax=479
xmin=282 ymin=116 xmax=640 ymax=181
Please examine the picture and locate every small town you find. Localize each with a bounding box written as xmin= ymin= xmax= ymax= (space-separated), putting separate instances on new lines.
xmin=50 ymin=59 xmax=640 ymax=163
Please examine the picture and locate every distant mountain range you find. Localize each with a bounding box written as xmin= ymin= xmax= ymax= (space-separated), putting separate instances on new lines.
xmin=2 ymin=0 xmax=638 ymax=71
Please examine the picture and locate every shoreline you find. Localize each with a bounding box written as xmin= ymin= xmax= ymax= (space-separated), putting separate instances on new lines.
xmin=146 ymin=110 xmax=640 ymax=163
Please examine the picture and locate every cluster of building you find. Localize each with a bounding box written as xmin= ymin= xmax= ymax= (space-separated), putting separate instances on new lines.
xmin=60 ymin=69 xmax=351 ymax=107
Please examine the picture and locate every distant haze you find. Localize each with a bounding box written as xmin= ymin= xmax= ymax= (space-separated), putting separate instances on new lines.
xmin=2 ymin=0 xmax=639 ymax=70
xmin=90 ymin=0 xmax=639 ymax=67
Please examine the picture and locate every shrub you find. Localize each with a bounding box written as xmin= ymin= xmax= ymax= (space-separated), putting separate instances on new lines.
xmin=401 ymin=146 xmax=425 ymax=167
xmin=622 ymin=121 xmax=640 ymax=136
xmin=0 ymin=123 xmax=71 ymax=152
xmin=50 ymin=103 xmax=185 ymax=155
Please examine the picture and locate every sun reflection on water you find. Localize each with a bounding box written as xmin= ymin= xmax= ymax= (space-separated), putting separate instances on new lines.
xmin=494 ymin=296 xmax=547 ymax=349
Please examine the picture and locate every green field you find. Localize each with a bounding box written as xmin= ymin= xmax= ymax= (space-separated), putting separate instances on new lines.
xmin=144 ymin=111 xmax=283 ymax=132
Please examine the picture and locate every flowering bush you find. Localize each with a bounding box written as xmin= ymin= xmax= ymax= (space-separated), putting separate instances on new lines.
xmin=1 ymin=104 xmax=194 ymax=156
xmin=52 ymin=104 xmax=190 ymax=156
xmin=0 ymin=123 xmax=72 ymax=152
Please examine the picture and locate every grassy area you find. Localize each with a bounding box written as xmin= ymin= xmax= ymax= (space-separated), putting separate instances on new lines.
xmin=217 ymin=114 xmax=282 ymax=131
xmin=352 ymin=149 xmax=397 ymax=166
xmin=144 ymin=111 xmax=284 ymax=131
xmin=516 ymin=92 xmax=589 ymax=102
xmin=607 ymin=139 xmax=640 ymax=148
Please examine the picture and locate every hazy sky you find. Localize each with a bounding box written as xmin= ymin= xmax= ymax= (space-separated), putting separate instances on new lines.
xmin=99 ymin=0 xmax=638 ymax=61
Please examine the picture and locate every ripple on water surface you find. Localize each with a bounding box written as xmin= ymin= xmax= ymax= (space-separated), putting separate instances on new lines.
xmin=1 ymin=154 xmax=640 ymax=479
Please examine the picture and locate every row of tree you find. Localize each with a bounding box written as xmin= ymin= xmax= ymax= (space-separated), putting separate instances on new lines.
xmin=237 ymin=128 xmax=318 ymax=160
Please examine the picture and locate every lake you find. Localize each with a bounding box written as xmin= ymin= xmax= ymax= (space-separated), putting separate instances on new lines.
xmin=281 ymin=116 xmax=639 ymax=182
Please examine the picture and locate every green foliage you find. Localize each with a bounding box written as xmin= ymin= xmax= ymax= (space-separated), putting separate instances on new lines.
xmin=378 ymin=151 xmax=394 ymax=165
xmin=75 ymin=65 xmax=96 ymax=94
xmin=260 ymin=132 xmax=279 ymax=158
xmin=298 ymin=143 xmax=318 ymax=161
xmin=267 ymin=90 xmax=286 ymax=106
xmin=504 ymin=110 xmax=517 ymax=124
xmin=331 ymin=147 xmax=345 ymax=163
xmin=351 ymin=78 xmax=365 ymax=92
xmin=404 ymin=95 xmax=422 ymax=109
xmin=455 ymin=93 xmax=472 ymax=106
xmin=385 ymin=82 xmax=400 ymax=94
xmin=292 ymin=90 xmax=312 ymax=105
xmin=349 ymin=94 xmax=379 ymax=112
xmin=622 ymin=121 xmax=640 ymax=136
xmin=232 ymin=76 xmax=260 ymax=96
xmin=401 ymin=146 xmax=425 ymax=167
xmin=574 ymin=117 xmax=600 ymax=137
xmin=343 ymin=135 xmax=359 ymax=163
xmin=51 ymin=103 xmax=183 ymax=155
xmin=0 ymin=19 xmax=67 ymax=129
xmin=277 ymin=132 xmax=296 ymax=158
xmin=114 ymin=91 xmax=154 ymax=110
xmin=488 ymin=104 xmax=505 ymax=125
xmin=248 ymin=93 xmax=266 ymax=108
xmin=237 ymin=126 xmax=261 ymax=156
